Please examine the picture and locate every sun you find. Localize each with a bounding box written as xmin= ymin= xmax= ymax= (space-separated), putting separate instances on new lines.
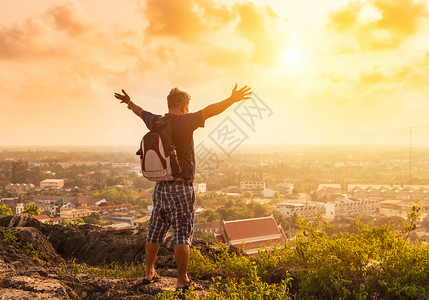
xmin=281 ymin=47 xmax=302 ymax=69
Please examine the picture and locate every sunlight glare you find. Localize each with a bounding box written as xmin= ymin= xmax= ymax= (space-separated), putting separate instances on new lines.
xmin=281 ymin=47 xmax=302 ymax=69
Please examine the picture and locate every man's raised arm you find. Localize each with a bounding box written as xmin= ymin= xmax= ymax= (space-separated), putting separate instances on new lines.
xmin=202 ymin=84 xmax=252 ymax=120
xmin=114 ymin=89 xmax=144 ymax=117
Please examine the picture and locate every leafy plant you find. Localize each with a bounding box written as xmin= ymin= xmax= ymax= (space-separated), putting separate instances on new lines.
xmin=0 ymin=204 xmax=13 ymax=216
xmin=64 ymin=219 xmax=84 ymax=227
xmin=402 ymin=200 xmax=422 ymax=242
xmin=155 ymin=266 xmax=292 ymax=300
xmin=0 ymin=228 xmax=50 ymax=261
xmin=23 ymin=203 xmax=40 ymax=216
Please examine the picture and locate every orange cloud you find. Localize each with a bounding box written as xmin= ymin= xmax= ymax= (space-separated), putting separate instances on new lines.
xmin=0 ymin=2 xmax=92 ymax=59
xmin=0 ymin=1 xmax=146 ymax=109
xmin=43 ymin=2 xmax=89 ymax=37
xmin=328 ymin=0 xmax=429 ymax=51
xmin=357 ymin=51 xmax=429 ymax=91
xmin=358 ymin=68 xmax=387 ymax=85
xmin=233 ymin=2 xmax=283 ymax=65
xmin=0 ymin=18 xmax=52 ymax=58
xmin=143 ymin=0 xmax=284 ymax=66
xmin=204 ymin=47 xmax=249 ymax=69
xmin=143 ymin=0 xmax=234 ymax=42
xmin=327 ymin=1 xmax=362 ymax=32
xmin=372 ymin=0 xmax=427 ymax=36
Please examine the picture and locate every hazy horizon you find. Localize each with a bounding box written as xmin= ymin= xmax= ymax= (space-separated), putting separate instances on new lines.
xmin=1 ymin=143 xmax=429 ymax=153
xmin=2 ymin=0 xmax=429 ymax=147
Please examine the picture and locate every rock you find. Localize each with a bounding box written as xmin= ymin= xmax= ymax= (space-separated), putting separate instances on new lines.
xmin=0 ymin=236 xmax=43 ymax=274
xmin=3 ymin=215 xmax=214 ymax=268
xmin=2 ymin=216 xmax=147 ymax=266
xmin=53 ymin=273 xmax=210 ymax=299
xmin=0 ymin=215 xmax=43 ymax=230
xmin=0 ymin=215 xmax=215 ymax=299
xmin=0 ymin=275 xmax=78 ymax=299
xmin=14 ymin=227 xmax=64 ymax=264
xmin=0 ymin=287 xmax=68 ymax=300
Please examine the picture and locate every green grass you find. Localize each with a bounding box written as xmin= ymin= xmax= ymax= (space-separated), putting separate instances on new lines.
xmin=56 ymin=258 xmax=146 ymax=278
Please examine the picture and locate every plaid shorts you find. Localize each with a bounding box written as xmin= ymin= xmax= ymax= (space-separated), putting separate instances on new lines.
xmin=146 ymin=181 xmax=195 ymax=245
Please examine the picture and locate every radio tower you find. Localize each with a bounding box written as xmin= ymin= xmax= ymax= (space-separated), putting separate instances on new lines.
xmin=409 ymin=126 xmax=414 ymax=183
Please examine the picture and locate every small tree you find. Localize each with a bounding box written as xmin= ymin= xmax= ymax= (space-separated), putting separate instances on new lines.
xmin=0 ymin=204 xmax=13 ymax=217
xmin=243 ymin=191 xmax=253 ymax=200
xmin=23 ymin=204 xmax=40 ymax=216
xmin=402 ymin=199 xmax=421 ymax=242
xmin=82 ymin=212 xmax=102 ymax=224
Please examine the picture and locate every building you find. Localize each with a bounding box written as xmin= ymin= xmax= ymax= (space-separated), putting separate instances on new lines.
xmin=89 ymin=203 xmax=132 ymax=212
xmin=84 ymin=197 xmax=107 ymax=207
xmin=107 ymin=223 xmax=134 ymax=229
xmin=15 ymin=195 xmax=26 ymax=214
xmin=33 ymin=214 xmax=50 ymax=223
xmin=108 ymin=216 xmax=134 ymax=223
xmin=6 ymin=183 xmax=35 ymax=193
xmin=226 ymin=193 xmax=241 ymax=199
xmin=0 ymin=197 xmax=19 ymax=214
xmin=59 ymin=207 xmax=92 ymax=220
xmin=70 ymin=197 xmax=87 ymax=207
xmin=194 ymin=221 xmax=221 ymax=234
xmin=347 ymin=184 xmax=429 ymax=201
xmin=262 ymin=188 xmax=279 ymax=198
xmin=276 ymin=203 xmax=325 ymax=220
xmin=325 ymin=197 xmax=378 ymax=219
xmin=32 ymin=196 xmax=104 ymax=216
xmin=48 ymin=217 xmax=61 ymax=225
xmin=31 ymin=201 xmax=52 ymax=215
xmin=275 ymin=183 xmax=294 ymax=194
xmin=240 ymin=181 xmax=266 ymax=192
xmin=315 ymin=184 xmax=343 ymax=200
xmin=380 ymin=188 xmax=397 ymax=199
xmin=215 ymin=216 xmax=287 ymax=255
xmin=55 ymin=198 xmax=73 ymax=208
xmin=112 ymin=163 xmax=130 ymax=168
xmin=131 ymin=216 xmax=151 ymax=228
xmin=40 ymin=179 xmax=65 ymax=190
xmin=193 ymin=183 xmax=207 ymax=193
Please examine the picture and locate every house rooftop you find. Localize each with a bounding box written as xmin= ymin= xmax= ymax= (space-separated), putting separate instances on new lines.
xmin=223 ymin=216 xmax=284 ymax=242
xmin=55 ymin=198 xmax=71 ymax=205
xmin=276 ymin=203 xmax=305 ymax=208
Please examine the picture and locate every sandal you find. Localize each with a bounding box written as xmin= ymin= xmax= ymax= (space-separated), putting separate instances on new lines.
xmin=141 ymin=273 xmax=161 ymax=285
xmin=175 ymin=280 xmax=203 ymax=292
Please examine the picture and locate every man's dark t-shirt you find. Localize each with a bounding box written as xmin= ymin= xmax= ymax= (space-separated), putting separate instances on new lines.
xmin=141 ymin=110 xmax=205 ymax=181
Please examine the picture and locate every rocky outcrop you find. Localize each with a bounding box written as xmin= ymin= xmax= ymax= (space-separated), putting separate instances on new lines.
xmin=0 ymin=275 xmax=79 ymax=300
xmin=0 ymin=215 xmax=212 ymax=299
xmin=0 ymin=215 xmax=149 ymax=266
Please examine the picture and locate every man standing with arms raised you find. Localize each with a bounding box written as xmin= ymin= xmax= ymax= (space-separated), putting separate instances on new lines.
xmin=114 ymin=84 xmax=251 ymax=291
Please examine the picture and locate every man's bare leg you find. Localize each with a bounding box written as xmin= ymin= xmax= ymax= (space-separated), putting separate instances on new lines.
xmin=145 ymin=241 xmax=160 ymax=280
xmin=174 ymin=244 xmax=190 ymax=287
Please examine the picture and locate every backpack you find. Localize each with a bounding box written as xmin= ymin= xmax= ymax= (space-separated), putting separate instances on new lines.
xmin=136 ymin=115 xmax=181 ymax=181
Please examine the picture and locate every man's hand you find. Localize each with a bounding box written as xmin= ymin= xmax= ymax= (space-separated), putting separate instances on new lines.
xmin=114 ymin=89 xmax=131 ymax=104
xmin=201 ymin=83 xmax=252 ymax=120
xmin=229 ymin=84 xmax=252 ymax=103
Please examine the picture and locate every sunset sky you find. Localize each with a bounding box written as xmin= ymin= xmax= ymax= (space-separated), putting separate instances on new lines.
xmin=1 ymin=0 xmax=429 ymax=148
